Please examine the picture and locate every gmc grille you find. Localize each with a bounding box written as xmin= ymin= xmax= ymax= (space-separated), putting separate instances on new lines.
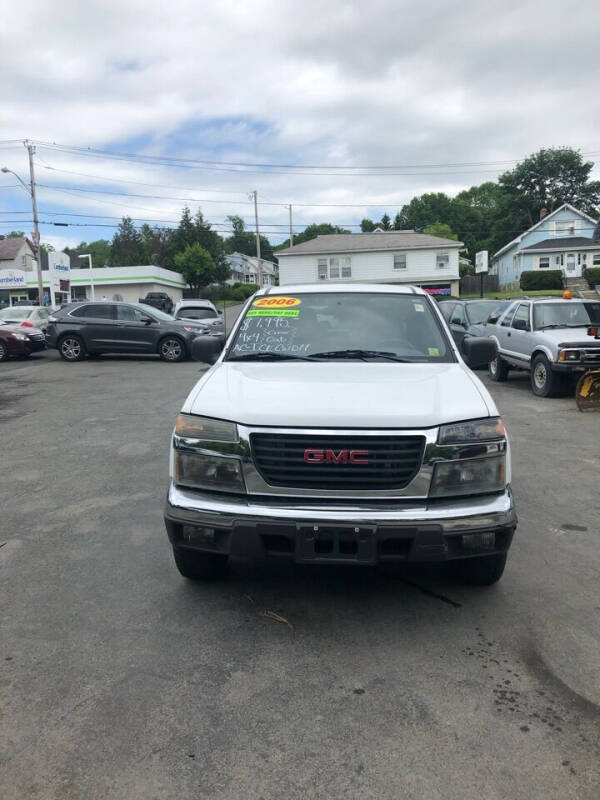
xmin=250 ymin=433 xmax=425 ymax=491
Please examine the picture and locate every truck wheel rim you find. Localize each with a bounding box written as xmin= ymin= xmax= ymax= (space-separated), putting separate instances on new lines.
xmin=534 ymin=362 xmax=547 ymax=389
xmin=490 ymin=358 xmax=498 ymax=374
xmin=62 ymin=338 xmax=81 ymax=359
xmin=162 ymin=339 xmax=181 ymax=360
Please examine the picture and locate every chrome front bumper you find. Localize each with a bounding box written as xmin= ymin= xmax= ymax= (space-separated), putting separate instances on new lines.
xmin=165 ymin=484 xmax=517 ymax=564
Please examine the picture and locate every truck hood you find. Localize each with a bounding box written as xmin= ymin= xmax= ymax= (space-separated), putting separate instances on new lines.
xmin=184 ymin=361 xmax=494 ymax=428
xmin=538 ymin=328 xmax=600 ymax=347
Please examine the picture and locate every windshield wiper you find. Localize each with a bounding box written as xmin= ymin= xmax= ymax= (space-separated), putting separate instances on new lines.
xmin=310 ymin=349 xmax=411 ymax=362
xmin=227 ymin=351 xmax=317 ymax=362
xmin=538 ymin=324 xmax=568 ymax=330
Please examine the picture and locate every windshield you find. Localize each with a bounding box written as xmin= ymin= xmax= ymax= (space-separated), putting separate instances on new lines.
xmin=0 ymin=307 xmax=31 ymax=321
xmin=176 ymin=307 xmax=217 ymax=320
xmin=533 ymin=302 xmax=600 ymax=329
xmin=466 ymin=301 xmax=505 ymax=325
xmin=228 ymin=292 xmax=453 ymax=362
xmin=134 ymin=304 xmax=174 ymax=321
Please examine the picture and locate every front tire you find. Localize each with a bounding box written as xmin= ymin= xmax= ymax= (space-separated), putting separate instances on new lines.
xmin=450 ymin=553 xmax=507 ymax=586
xmin=531 ymin=354 xmax=561 ymax=397
xmin=0 ymin=341 xmax=8 ymax=361
xmin=488 ymin=355 xmax=509 ymax=382
xmin=58 ymin=334 xmax=86 ymax=362
xmin=172 ymin=547 xmax=228 ymax=580
xmin=158 ymin=336 xmax=185 ymax=362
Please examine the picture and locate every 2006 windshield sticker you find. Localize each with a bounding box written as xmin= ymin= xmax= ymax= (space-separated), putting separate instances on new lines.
xmin=248 ymin=296 xmax=302 ymax=317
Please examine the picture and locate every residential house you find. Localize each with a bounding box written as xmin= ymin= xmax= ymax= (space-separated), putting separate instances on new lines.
xmin=276 ymin=230 xmax=462 ymax=296
xmin=491 ymin=204 xmax=600 ymax=288
xmin=0 ymin=236 xmax=37 ymax=305
xmin=226 ymin=252 xmax=278 ymax=287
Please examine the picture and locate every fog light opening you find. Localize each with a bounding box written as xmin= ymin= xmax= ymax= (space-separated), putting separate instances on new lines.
xmin=462 ymin=532 xmax=496 ymax=552
xmin=182 ymin=525 xmax=216 ymax=544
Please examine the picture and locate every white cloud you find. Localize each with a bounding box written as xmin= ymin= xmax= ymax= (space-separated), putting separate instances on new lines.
xmin=1 ymin=0 xmax=599 ymax=245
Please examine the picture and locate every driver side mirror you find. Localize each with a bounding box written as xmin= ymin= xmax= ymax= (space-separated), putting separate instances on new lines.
xmin=140 ymin=315 xmax=153 ymax=325
xmin=451 ymin=317 xmax=466 ymax=327
xmin=191 ymin=333 xmax=226 ymax=364
xmin=512 ymin=318 xmax=529 ymax=331
xmin=462 ymin=337 xmax=497 ymax=368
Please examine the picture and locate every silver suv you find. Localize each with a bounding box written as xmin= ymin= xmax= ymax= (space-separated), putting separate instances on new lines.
xmin=486 ymin=298 xmax=600 ymax=396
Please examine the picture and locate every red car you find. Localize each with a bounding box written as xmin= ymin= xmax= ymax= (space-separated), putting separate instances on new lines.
xmin=0 ymin=321 xmax=46 ymax=361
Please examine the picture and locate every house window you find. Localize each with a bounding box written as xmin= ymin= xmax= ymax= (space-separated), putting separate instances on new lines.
xmin=436 ymin=252 xmax=449 ymax=269
xmin=22 ymin=255 xmax=27 ymax=266
xmin=593 ymin=254 xmax=600 ymax=266
xmin=539 ymin=257 xmax=550 ymax=269
xmin=555 ymin=254 xmax=564 ymax=266
xmin=393 ymin=253 xmax=407 ymax=270
xmin=553 ymin=220 xmax=576 ymax=235
xmin=317 ymin=256 xmax=351 ymax=280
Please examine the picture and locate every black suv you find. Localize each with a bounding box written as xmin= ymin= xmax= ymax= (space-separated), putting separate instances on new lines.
xmin=46 ymin=301 xmax=213 ymax=362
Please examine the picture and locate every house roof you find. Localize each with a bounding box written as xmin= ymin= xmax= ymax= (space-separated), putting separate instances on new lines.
xmin=492 ymin=203 xmax=599 ymax=260
xmin=520 ymin=236 xmax=597 ymax=252
xmin=276 ymin=231 xmax=463 ymax=256
xmin=0 ymin=236 xmax=32 ymax=261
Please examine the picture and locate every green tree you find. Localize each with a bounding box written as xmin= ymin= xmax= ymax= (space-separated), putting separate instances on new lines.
xmin=225 ymin=215 xmax=275 ymax=262
xmin=360 ymin=218 xmax=376 ymax=232
xmin=174 ymin=244 xmax=219 ymax=293
xmin=380 ymin=213 xmax=391 ymax=230
xmin=393 ymin=212 xmax=404 ymax=230
xmin=109 ymin=218 xmax=145 ymax=265
xmin=6 ymin=230 xmax=26 ymax=237
xmin=274 ymin=222 xmax=352 ymax=250
xmin=498 ymin=147 xmax=600 ymax=225
xmin=65 ymin=240 xmax=111 ymax=268
xmin=422 ymin=222 xmax=458 ymax=240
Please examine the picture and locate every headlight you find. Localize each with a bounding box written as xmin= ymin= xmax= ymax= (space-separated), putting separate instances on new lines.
xmin=429 ymin=455 xmax=505 ymax=498
xmin=174 ymin=414 xmax=237 ymax=442
xmin=438 ymin=417 xmax=505 ymax=444
xmin=558 ymin=349 xmax=581 ymax=362
xmin=10 ymin=332 xmax=29 ymax=341
xmin=174 ymin=450 xmax=245 ymax=493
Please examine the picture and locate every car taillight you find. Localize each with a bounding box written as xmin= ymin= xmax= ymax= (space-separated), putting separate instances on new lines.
xmin=20 ymin=320 xmax=34 ymax=328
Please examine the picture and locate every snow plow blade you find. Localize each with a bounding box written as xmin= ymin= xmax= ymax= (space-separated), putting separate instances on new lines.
xmin=575 ymin=370 xmax=600 ymax=412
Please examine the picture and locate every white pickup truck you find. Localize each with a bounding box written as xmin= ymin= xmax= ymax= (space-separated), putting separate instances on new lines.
xmin=164 ymin=284 xmax=516 ymax=585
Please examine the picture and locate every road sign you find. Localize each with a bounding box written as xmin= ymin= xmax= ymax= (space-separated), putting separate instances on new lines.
xmin=475 ymin=251 xmax=488 ymax=274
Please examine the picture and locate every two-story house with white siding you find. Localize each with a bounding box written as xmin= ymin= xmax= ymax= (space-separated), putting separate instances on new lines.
xmin=276 ymin=230 xmax=462 ymax=297
xmin=491 ymin=203 xmax=599 ymax=288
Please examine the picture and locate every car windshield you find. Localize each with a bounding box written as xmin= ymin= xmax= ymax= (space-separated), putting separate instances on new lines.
xmin=228 ymin=292 xmax=453 ymax=362
xmin=176 ymin=307 xmax=217 ymax=320
xmin=0 ymin=307 xmax=31 ymax=320
xmin=533 ymin=302 xmax=600 ymax=329
xmin=135 ymin=304 xmax=174 ymax=321
xmin=466 ymin=301 xmax=505 ymax=325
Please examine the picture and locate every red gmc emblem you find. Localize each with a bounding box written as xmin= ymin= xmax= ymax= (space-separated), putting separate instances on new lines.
xmin=303 ymin=449 xmax=369 ymax=465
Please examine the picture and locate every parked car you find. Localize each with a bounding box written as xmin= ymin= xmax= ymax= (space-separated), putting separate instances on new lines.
xmin=165 ymin=284 xmax=515 ymax=586
xmin=45 ymin=301 xmax=221 ymax=363
xmin=173 ymin=300 xmax=224 ymax=335
xmin=439 ymin=300 xmax=511 ymax=347
xmin=0 ymin=305 xmax=52 ymax=333
xmin=138 ymin=292 xmax=174 ymax=314
xmin=486 ymin=298 xmax=600 ymax=396
xmin=0 ymin=321 xmax=46 ymax=361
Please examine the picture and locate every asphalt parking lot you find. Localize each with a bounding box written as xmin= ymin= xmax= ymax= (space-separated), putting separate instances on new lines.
xmin=1 ymin=351 xmax=599 ymax=800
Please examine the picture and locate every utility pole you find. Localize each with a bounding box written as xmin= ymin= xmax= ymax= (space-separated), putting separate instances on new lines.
xmin=287 ymin=204 xmax=294 ymax=247
xmin=26 ymin=141 xmax=45 ymax=306
xmin=250 ymin=190 xmax=263 ymax=286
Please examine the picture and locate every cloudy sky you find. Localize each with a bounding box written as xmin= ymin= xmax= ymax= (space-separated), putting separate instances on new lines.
xmin=1 ymin=0 xmax=599 ymax=250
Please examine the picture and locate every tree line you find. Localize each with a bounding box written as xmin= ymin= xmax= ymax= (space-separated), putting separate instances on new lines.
xmin=63 ymin=147 xmax=599 ymax=281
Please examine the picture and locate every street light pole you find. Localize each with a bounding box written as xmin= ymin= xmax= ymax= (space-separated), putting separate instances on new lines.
xmin=1 ymin=151 xmax=45 ymax=306
xmin=78 ymin=254 xmax=95 ymax=299
xmin=288 ymin=204 xmax=294 ymax=247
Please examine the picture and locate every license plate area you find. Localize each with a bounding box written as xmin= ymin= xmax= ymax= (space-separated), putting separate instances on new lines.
xmin=296 ymin=523 xmax=377 ymax=564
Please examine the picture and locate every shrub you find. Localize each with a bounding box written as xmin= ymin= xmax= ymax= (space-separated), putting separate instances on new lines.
xmin=585 ymin=267 xmax=600 ymax=288
xmin=520 ymin=270 xmax=563 ymax=291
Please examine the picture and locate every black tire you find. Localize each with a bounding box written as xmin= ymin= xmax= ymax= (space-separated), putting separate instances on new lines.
xmin=488 ymin=355 xmax=509 ymax=382
xmin=0 ymin=341 xmax=8 ymax=362
xmin=450 ymin=553 xmax=507 ymax=586
xmin=172 ymin=547 xmax=228 ymax=580
xmin=58 ymin=334 xmax=86 ymax=362
xmin=530 ymin=354 xmax=561 ymax=397
xmin=158 ymin=336 xmax=186 ymax=362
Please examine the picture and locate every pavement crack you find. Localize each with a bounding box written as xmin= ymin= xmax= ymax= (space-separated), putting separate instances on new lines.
xmin=398 ymin=578 xmax=462 ymax=608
